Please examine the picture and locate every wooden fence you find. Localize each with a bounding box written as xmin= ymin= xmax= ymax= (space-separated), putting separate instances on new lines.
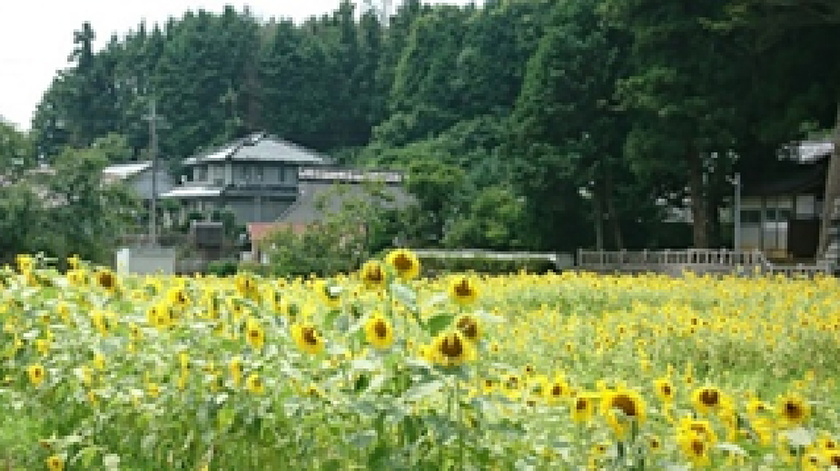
xmin=577 ymin=248 xmax=832 ymax=277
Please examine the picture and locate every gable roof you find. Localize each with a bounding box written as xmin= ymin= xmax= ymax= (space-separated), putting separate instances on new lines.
xmin=102 ymin=161 xmax=153 ymax=183
xmin=183 ymin=132 xmax=327 ymax=167
xmin=784 ymin=138 xmax=835 ymax=163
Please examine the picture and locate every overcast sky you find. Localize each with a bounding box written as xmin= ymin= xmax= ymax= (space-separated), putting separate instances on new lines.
xmin=0 ymin=0 xmax=479 ymax=131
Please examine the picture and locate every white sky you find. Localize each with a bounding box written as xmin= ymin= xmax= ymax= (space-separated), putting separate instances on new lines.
xmin=0 ymin=0 xmax=479 ymax=132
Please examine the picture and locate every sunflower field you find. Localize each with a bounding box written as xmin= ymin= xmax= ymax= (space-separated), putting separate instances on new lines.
xmin=1 ymin=250 xmax=840 ymax=470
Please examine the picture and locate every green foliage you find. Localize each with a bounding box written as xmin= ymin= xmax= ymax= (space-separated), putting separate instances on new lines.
xmin=22 ymin=0 xmax=840 ymax=254
xmin=207 ymin=259 xmax=238 ymax=277
xmin=0 ymin=142 xmax=138 ymax=265
xmin=264 ymin=182 xmax=401 ymax=277
xmin=0 ymin=121 xmax=35 ymax=173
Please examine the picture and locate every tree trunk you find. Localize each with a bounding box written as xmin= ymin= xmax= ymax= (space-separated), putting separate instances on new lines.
xmin=816 ymin=100 xmax=840 ymax=260
xmin=592 ymin=189 xmax=604 ymax=250
xmin=687 ymin=149 xmax=709 ymax=248
xmin=604 ymin=163 xmax=624 ymax=250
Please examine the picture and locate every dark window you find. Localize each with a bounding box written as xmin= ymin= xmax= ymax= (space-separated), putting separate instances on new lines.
xmin=741 ymin=209 xmax=761 ymax=224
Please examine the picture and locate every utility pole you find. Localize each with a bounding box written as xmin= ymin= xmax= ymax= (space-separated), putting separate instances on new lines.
xmin=144 ymin=99 xmax=161 ymax=246
xmin=733 ymin=173 xmax=741 ymax=252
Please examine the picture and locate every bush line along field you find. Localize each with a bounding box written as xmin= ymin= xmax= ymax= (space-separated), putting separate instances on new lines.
xmin=2 ymin=251 xmax=839 ymax=470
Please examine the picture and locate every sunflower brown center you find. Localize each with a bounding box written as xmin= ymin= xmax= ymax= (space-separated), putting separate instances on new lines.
xmin=784 ymin=401 xmax=803 ymax=420
xmin=393 ymin=254 xmax=413 ymax=271
xmin=454 ymin=279 xmax=472 ymax=297
xmin=249 ymin=329 xmax=260 ymax=340
xmin=611 ymin=394 xmax=638 ymax=417
xmin=662 ymin=384 xmax=672 ymax=396
xmin=699 ymin=389 xmax=719 ymax=407
xmin=691 ymin=439 xmax=705 ymax=456
xmin=439 ymin=335 xmax=463 ymax=358
xmin=457 ymin=316 xmax=478 ymax=339
xmin=302 ymin=327 xmax=318 ymax=346
xmin=366 ymin=266 xmax=383 ymax=282
xmin=575 ymin=398 xmax=588 ymax=411
xmin=373 ymin=320 xmax=388 ymax=339
xmin=551 ymin=385 xmax=562 ymax=397
xmin=99 ymin=272 xmax=115 ymax=289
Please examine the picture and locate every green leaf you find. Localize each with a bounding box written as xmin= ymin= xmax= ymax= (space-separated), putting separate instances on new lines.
xmin=404 ymin=379 xmax=444 ymax=401
xmin=425 ymin=314 xmax=454 ymax=337
xmin=354 ymin=374 xmax=370 ymax=392
xmin=782 ymin=427 xmax=814 ymax=447
xmin=103 ymin=454 xmax=121 ymax=470
xmin=348 ymin=429 xmax=377 ymax=448
xmin=715 ymin=442 xmax=747 ymax=455
xmin=324 ymin=309 xmax=342 ymax=330
xmin=391 ymin=283 xmax=417 ymax=307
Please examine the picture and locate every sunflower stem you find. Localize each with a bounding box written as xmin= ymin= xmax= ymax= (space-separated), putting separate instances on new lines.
xmin=456 ymin=375 xmax=464 ymax=471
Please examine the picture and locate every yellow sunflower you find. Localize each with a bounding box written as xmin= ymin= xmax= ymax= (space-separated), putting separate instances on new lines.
xmin=449 ymin=275 xmax=479 ymax=306
xmin=431 ymin=330 xmax=475 ymax=367
xmin=678 ymin=432 xmax=711 ymax=467
xmin=364 ymin=312 xmax=395 ymax=349
xmin=501 ymin=374 xmax=523 ymax=401
xmin=229 ymin=356 xmax=243 ymax=386
xmin=167 ymin=286 xmax=191 ymax=307
xmin=653 ymin=377 xmax=675 ymax=404
xmin=545 ymin=378 xmax=569 ymax=404
xmin=777 ymin=393 xmax=810 ymax=426
xmin=95 ymin=268 xmax=119 ymax=293
xmin=67 ymin=254 xmax=81 ymax=270
xmin=234 ymin=272 xmax=260 ymax=300
xmin=16 ymin=254 xmax=34 ymax=273
xmin=46 ymin=454 xmax=64 ymax=471
xmin=385 ymin=249 xmax=420 ymax=281
xmin=360 ymin=260 xmax=387 ymax=290
xmin=678 ymin=417 xmax=718 ymax=446
xmin=481 ymin=378 xmax=496 ymax=395
xmin=27 ymin=364 xmax=45 ymax=386
xmin=571 ymin=393 xmax=597 ymax=424
xmin=245 ymin=373 xmax=265 ymax=395
xmin=66 ymin=269 xmax=88 ymax=287
xmin=823 ymin=450 xmax=840 ymax=469
xmin=646 ymin=435 xmax=663 ymax=453
xmin=292 ymin=323 xmax=325 ymax=355
xmin=455 ymin=313 xmax=481 ymax=343
xmin=601 ymin=388 xmax=647 ymax=438
xmin=245 ymin=318 xmax=265 ymax=350
xmin=691 ymin=385 xmax=723 ymax=415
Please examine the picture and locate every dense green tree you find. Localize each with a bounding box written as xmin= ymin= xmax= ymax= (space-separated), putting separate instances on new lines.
xmin=0 ymin=121 xmax=35 ymax=175
xmin=602 ymin=0 xmax=749 ymax=248
xmin=153 ymin=8 xmax=262 ymax=159
xmin=44 ymin=146 xmax=138 ymax=263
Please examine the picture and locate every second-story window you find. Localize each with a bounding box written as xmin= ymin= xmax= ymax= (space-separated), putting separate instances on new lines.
xmin=254 ymin=165 xmax=264 ymax=182
xmin=237 ymin=165 xmax=250 ymax=182
xmin=196 ymin=166 xmax=208 ymax=182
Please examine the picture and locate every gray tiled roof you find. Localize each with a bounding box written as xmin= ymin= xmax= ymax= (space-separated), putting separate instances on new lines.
xmin=279 ymin=181 xmax=414 ymax=225
xmin=183 ymin=132 xmax=327 ymax=166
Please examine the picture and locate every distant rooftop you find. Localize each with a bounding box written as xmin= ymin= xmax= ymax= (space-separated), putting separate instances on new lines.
xmin=787 ymin=139 xmax=835 ymax=163
xmin=161 ymin=186 xmax=222 ymax=199
xmin=298 ymin=166 xmax=403 ymax=184
xmin=183 ymin=132 xmax=327 ymax=166
xmin=102 ymin=161 xmax=153 ymax=182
